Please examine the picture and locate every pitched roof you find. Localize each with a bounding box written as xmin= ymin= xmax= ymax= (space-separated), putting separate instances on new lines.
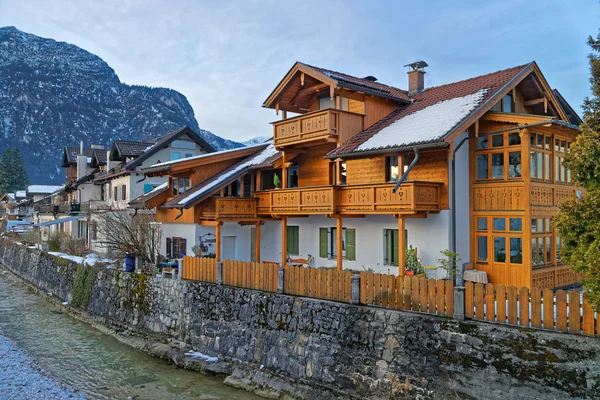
xmin=72 ymin=168 xmax=99 ymax=186
xmin=91 ymin=148 xmax=107 ymax=166
xmin=112 ymin=140 xmax=156 ymax=159
xmin=129 ymin=182 xmax=168 ymax=208
xmin=306 ymin=63 xmax=412 ymax=103
xmin=26 ymin=185 xmax=63 ymax=195
xmin=329 ymin=63 xmax=533 ymax=157
xmin=553 ymin=89 xmax=582 ymax=126
xmin=61 ymin=146 xmax=95 ymax=166
xmin=121 ymin=126 xmax=216 ymax=171
xmin=163 ymin=144 xmax=280 ymax=209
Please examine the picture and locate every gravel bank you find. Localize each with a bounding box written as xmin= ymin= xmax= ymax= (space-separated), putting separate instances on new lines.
xmin=0 ymin=335 xmax=83 ymax=399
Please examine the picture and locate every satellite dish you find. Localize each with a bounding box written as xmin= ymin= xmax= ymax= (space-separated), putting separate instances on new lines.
xmin=403 ymin=61 xmax=429 ymax=71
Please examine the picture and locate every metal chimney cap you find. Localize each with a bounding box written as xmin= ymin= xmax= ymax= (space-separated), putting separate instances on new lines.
xmin=404 ymin=61 xmax=429 ymax=71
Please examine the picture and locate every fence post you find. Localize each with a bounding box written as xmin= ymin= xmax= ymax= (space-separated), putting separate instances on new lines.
xmin=177 ymin=258 xmax=183 ymax=280
xmin=277 ymin=264 xmax=284 ymax=294
xmin=351 ymin=274 xmax=360 ymax=305
xmin=216 ymin=261 xmax=223 ymax=285
xmin=453 ymin=286 xmax=465 ymax=321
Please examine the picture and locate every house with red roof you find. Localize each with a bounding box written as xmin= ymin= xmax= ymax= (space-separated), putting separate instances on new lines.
xmin=139 ymin=60 xmax=582 ymax=289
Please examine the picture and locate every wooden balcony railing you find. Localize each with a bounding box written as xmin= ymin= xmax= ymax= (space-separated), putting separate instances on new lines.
xmin=198 ymin=197 xmax=259 ymax=219
xmin=255 ymin=181 xmax=442 ymax=215
xmin=256 ymin=187 xmax=336 ymax=214
xmin=35 ymin=202 xmax=90 ymax=214
xmin=337 ymin=181 xmax=442 ymax=214
xmin=272 ymin=109 xmax=363 ymax=147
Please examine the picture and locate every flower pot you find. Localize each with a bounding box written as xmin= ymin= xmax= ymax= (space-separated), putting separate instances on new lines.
xmin=405 ymin=271 xmax=415 ymax=276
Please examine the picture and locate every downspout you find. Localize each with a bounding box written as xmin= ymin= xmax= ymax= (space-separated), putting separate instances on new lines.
xmin=392 ymin=148 xmax=419 ymax=193
xmin=136 ymin=174 xmax=147 ymax=183
xmin=174 ymin=208 xmax=184 ymax=220
xmin=449 ymin=119 xmax=557 ymax=282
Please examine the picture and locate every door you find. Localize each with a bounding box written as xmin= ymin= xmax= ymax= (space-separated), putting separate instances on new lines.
xmin=222 ymin=236 xmax=236 ymax=261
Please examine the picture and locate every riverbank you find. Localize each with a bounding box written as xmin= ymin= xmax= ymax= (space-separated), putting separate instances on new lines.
xmin=0 ymin=335 xmax=83 ymax=400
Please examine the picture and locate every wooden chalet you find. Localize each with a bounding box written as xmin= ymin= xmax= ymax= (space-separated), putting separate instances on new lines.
xmin=140 ymin=60 xmax=582 ymax=290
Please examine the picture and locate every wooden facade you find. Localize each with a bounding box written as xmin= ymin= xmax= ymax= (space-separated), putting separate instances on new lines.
xmin=145 ymin=61 xmax=580 ymax=289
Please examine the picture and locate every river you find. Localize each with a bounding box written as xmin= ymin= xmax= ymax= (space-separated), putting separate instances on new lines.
xmin=0 ymin=269 xmax=260 ymax=399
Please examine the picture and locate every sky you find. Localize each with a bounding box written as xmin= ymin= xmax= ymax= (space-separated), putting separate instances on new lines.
xmin=0 ymin=0 xmax=597 ymax=142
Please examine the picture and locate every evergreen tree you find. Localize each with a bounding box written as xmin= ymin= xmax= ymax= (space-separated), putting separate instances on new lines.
xmin=0 ymin=148 xmax=29 ymax=193
xmin=554 ymin=31 xmax=600 ymax=309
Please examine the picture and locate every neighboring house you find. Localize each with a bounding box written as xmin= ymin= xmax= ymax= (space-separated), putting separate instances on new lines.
xmin=139 ymin=60 xmax=581 ymax=290
xmin=0 ymin=193 xmax=17 ymax=221
xmin=89 ymin=126 xmax=215 ymax=256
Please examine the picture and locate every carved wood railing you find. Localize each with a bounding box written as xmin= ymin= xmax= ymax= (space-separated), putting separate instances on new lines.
xmin=532 ymin=265 xmax=584 ymax=289
xmin=256 ymin=187 xmax=336 ymax=214
xmin=272 ymin=109 xmax=363 ymax=147
xmin=255 ymin=181 xmax=442 ymax=215
xmin=337 ymin=181 xmax=442 ymax=214
xmin=197 ymin=197 xmax=258 ymax=219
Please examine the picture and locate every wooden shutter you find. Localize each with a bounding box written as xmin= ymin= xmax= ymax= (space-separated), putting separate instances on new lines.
xmin=287 ymin=226 xmax=299 ymax=255
xmin=384 ymin=230 xmax=390 ymax=265
xmin=166 ymin=237 xmax=172 ymax=258
xmin=319 ymin=228 xmax=328 ymax=258
xmin=144 ymin=184 xmax=152 ymax=193
xmin=114 ymin=187 xmax=118 ymax=201
xmin=346 ymin=228 xmax=356 ymax=261
xmin=122 ymin=185 xmax=127 ymax=201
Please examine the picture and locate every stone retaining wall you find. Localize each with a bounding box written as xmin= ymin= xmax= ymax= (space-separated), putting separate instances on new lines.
xmin=1 ymin=239 xmax=599 ymax=399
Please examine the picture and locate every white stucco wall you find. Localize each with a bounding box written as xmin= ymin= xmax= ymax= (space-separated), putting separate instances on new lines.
xmin=287 ymin=214 xmax=450 ymax=275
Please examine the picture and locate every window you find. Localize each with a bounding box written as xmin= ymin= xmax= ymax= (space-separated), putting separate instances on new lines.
xmin=319 ymin=96 xmax=348 ymax=111
xmin=319 ymin=227 xmax=355 ymax=261
xmin=339 ymin=162 xmax=347 ymax=185
xmin=531 ymin=217 xmax=553 ymax=267
xmin=287 ymin=164 xmax=299 ymax=188
xmin=477 ymin=218 xmax=487 ymax=230
xmin=508 ymin=152 xmax=521 ymax=178
xmin=386 ymin=156 xmax=399 ymax=182
xmin=166 ymin=237 xmax=187 ymax=258
xmin=530 ymin=132 xmax=552 ymax=182
xmin=171 ymin=151 xmax=182 ymax=160
xmin=185 ymin=153 xmax=194 ymax=158
xmin=555 ymin=138 xmax=572 ymax=184
xmin=494 ymin=237 xmax=506 ymax=262
xmin=491 ymin=154 xmax=504 ymax=178
xmin=172 ymin=177 xmax=190 ymax=196
xmin=501 ymin=94 xmax=513 ymax=113
xmin=493 ymin=218 xmax=506 ymax=231
xmin=475 ymin=131 xmax=521 ymax=181
xmin=90 ymin=222 xmax=97 ymax=240
xmin=510 ymin=238 xmax=523 ymax=263
xmin=476 ymin=216 xmax=522 ymax=265
xmin=477 ymin=154 xmax=488 ymax=179
xmin=477 ymin=236 xmax=488 ymax=261
xmin=287 ymin=226 xmax=299 ymax=255
xmin=384 ymin=229 xmax=408 ymax=266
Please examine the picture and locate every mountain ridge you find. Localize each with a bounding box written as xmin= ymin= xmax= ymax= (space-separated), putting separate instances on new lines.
xmin=0 ymin=26 xmax=244 ymax=184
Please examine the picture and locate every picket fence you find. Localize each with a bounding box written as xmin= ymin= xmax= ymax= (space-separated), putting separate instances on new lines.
xmin=181 ymin=257 xmax=598 ymax=336
xmin=465 ymin=281 xmax=597 ymax=336
xmin=360 ymin=272 xmax=454 ymax=316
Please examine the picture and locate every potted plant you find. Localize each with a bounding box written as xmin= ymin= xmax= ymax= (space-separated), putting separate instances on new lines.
xmin=405 ymin=245 xmax=423 ymax=276
xmin=273 ymin=173 xmax=281 ymax=189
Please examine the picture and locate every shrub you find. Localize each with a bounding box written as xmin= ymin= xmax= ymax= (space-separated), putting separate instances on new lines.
xmin=60 ymin=235 xmax=85 ymax=256
xmin=47 ymin=232 xmax=65 ymax=252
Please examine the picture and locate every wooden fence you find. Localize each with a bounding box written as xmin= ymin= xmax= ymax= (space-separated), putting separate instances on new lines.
xmin=182 ymin=256 xmax=217 ymax=282
xmin=465 ymin=282 xmax=597 ymax=336
xmin=222 ymin=260 xmax=278 ymax=292
xmin=360 ymin=273 xmax=454 ymax=316
xmin=284 ymin=265 xmax=352 ymax=303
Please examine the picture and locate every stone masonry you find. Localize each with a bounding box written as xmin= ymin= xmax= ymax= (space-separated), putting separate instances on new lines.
xmin=1 ymin=239 xmax=599 ymax=399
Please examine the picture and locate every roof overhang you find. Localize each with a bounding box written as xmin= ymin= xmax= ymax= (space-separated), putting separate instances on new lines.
xmin=325 ymin=141 xmax=449 ymax=160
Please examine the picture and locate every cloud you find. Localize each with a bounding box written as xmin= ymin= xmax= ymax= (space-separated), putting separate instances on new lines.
xmin=0 ymin=0 xmax=594 ymax=141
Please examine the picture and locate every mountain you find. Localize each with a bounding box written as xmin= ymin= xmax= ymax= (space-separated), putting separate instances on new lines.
xmin=0 ymin=26 xmax=244 ymax=184
xmin=242 ymin=136 xmax=271 ymax=146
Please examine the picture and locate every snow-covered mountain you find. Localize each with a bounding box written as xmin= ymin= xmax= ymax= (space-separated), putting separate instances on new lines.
xmin=242 ymin=136 xmax=271 ymax=146
xmin=0 ymin=26 xmax=244 ymax=184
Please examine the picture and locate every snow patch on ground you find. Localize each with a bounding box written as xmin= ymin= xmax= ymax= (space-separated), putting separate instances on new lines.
xmin=48 ymin=252 xmax=113 ymax=267
xmin=357 ymin=89 xmax=488 ymax=151
xmin=184 ymin=351 xmax=218 ymax=362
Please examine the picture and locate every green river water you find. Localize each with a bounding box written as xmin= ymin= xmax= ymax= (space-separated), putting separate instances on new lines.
xmin=0 ymin=270 xmax=260 ymax=399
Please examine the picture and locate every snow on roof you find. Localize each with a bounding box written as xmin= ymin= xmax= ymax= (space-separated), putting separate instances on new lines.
xmin=178 ymin=144 xmax=279 ymax=205
xmin=356 ymin=89 xmax=489 ymax=152
xmin=147 ymin=182 xmax=168 ymax=195
xmin=27 ymin=185 xmax=64 ymax=194
xmin=149 ymin=142 xmax=269 ymax=169
xmin=15 ymin=190 xmax=26 ymax=198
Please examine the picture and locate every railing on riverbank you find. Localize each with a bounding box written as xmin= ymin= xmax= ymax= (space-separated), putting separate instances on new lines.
xmin=178 ymin=256 xmax=599 ymax=337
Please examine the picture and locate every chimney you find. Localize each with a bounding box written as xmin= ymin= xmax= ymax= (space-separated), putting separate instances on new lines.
xmin=76 ymin=154 xmax=88 ymax=181
xmin=404 ymin=61 xmax=428 ymax=96
xmin=106 ymin=150 xmax=118 ymax=170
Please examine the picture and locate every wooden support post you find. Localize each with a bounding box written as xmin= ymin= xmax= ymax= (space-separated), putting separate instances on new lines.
xmin=281 ymin=217 xmax=287 ymax=267
xmin=282 ymin=110 xmax=287 ymax=120
xmin=255 ymin=222 xmax=261 ymax=263
xmin=336 ymin=217 xmax=343 ymax=271
xmin=398 ymin=215 xmax=406 ymax=276
xmin=215 ymin=222 xmax=221 ymax=262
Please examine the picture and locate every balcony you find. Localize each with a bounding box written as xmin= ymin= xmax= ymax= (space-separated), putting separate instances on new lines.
xmin=273 ymin=109 xmax=364 ymax=148
xmin=255 ymin=181 xmax=442 ymax=215
xmin=198 ymin=197 xmax=259 ymax=219
xmin=36 ymin=203 xmax=90 ymax=215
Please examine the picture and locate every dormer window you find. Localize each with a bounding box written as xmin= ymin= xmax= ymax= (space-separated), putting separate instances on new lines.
xmin=502 ymin=94 xmax=513 ymax=113
xmin=172 ymin=177 xmax=190 ymax=196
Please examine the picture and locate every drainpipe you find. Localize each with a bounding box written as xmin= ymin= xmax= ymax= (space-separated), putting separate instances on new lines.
xmin=449 ymin=119 xmax=557 ymax=282
xmin=392 ymin=148 xmax=419 ymax=193
xmin=136 ymin=174 xmax=147 ymax=184
xmin=174 ymin=208 xmax=184 ymax=220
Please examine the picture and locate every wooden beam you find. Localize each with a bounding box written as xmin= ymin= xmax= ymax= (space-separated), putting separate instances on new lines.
xmin=336 ymin=217 xmax=343 ymax=271
xmin=524 ymin=98 xmax=545 ymax=107
xmin=198 ymin=220 xmax=221 ymax=226
xmin=281 ymin=151 xmax=287 ymax=189
xmin=256 ymin=222 xmax=261 ymax=263
xmin=281 ymin=216 xmax=287 ymax=267
xmin=398 ymin=216 xmax=406 ymax=276
xmin=329 ymin=214 xmax=365 ymax=218
xmin=215 ymin=222 xmax=221 ymax=262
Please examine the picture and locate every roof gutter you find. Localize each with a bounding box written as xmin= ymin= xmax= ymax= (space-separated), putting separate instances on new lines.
xmin=325 ymin=141 xmax=448 ymax=160
xmin=140 ymin=164 xmax=172 ymax=175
